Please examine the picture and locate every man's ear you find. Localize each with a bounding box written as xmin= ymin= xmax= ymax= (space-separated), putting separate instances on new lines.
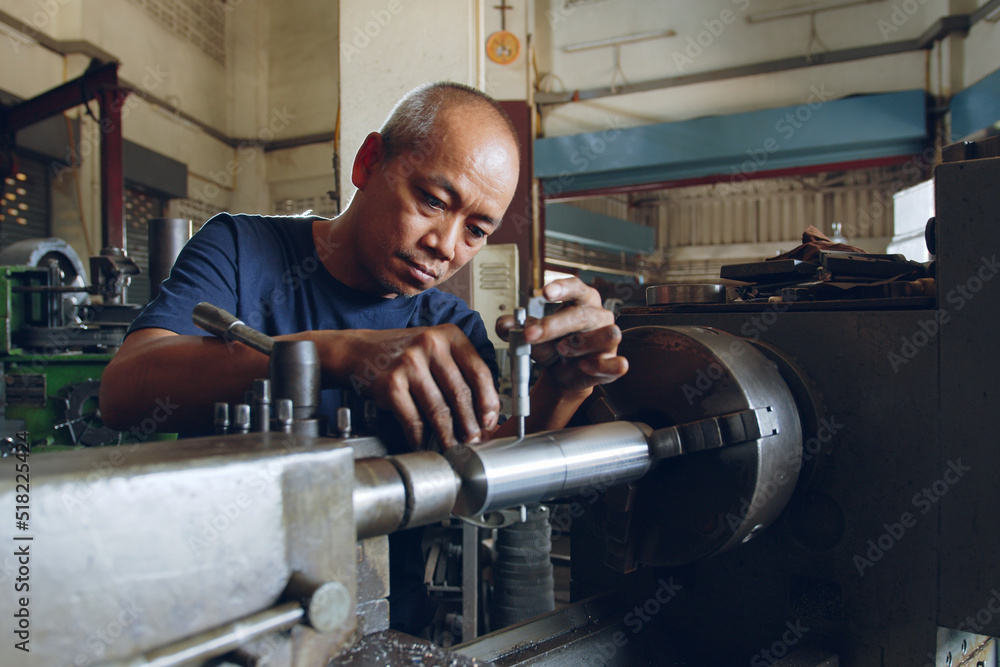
xmin=351 ymin=132 xmax=385 ymax=190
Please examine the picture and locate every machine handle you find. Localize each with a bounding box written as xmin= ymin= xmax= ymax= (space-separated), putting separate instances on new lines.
xmin=192 ymin=302 xmax=275 ymax=355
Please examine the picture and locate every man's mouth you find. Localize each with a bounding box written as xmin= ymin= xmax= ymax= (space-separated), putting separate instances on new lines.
xmin=403 ymin=259 xmax=441 ymax=285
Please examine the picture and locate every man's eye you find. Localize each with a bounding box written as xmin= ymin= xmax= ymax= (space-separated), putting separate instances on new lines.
xmin=467 ymin=225 xmax=487 ymax=239
xmin=422 ymin=192 xmax=444 ymax=210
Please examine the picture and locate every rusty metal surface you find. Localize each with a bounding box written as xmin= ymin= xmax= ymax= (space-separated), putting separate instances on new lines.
xmin=355 ymin=536 xmax=390 ymax=603
xmin=354 ymin=599 xmax=389 ymax=636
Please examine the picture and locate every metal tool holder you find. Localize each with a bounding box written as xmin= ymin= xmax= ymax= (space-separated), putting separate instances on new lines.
xmin=192 ymin=302 xmax=324 ymax=436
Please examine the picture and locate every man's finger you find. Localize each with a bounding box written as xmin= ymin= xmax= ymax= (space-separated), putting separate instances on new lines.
xmin=577 ymin=355 xmax=629 ymax=382
xmin=404 ymin=362 xmax=459 ymax=450
xmin=381 ymin=374 xmax=427 ymax=450
xmin=524 ymin=304 xmax=613 ymax=344
xmin=555 ymin=325 xmax=622 ymax=359
xmin=495 ymin=313 xmax=541 ymax=342
xmin=429 ymin=351 xmax=487 ymax=445
xmin=542 ymin=277 xmax=603 ymax=308
xmin=453 ymin=346 xmax=501 ymax=435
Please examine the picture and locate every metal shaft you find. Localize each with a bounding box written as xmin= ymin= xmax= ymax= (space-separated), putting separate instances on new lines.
xmin=353 ymin=451 xmax=461 ymax=539
xmin=446 ymin=421 xmax=653 ymax=517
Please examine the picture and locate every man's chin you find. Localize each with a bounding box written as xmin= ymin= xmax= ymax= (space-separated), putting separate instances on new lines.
xmin=376 ymin=275 xmax=421 ymax=298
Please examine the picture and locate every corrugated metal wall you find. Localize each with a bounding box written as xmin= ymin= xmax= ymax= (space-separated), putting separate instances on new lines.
xmin=548 ymin=163 xmax=928 ymax=284
xmin=124 ymin=187 xmax=166 ymax=306
xmin=0 ymin=157 xmax=49 ymax=248
xmin=642 ymin=164 xmax=926 ymax=281
xmin=651 ymin=165 xmax=917 ymax=248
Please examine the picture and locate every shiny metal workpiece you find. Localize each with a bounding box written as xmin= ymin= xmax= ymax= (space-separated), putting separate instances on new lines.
xmin=447 ymin=421 xmax=653 ymax=517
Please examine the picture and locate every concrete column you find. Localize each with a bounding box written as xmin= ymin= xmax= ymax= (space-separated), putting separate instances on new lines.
xmin=337 ymin=0 xmax=478 ymax=204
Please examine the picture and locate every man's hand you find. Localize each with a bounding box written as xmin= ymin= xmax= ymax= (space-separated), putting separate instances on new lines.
xmin=333 ymin=325 xmax=500 ymax=451
xmin=496 ymin=278 xmax=628 ymax=395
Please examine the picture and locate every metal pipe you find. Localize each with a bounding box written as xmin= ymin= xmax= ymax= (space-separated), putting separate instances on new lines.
xmin=535 ymin=10 xmax=983 ymax=107
xmin=111 ymin=602 xmax=304 ymax=667
xmin=447 ymin=421 xmax=653 ymax=517
xmin=148 ymin=218 xmax=191 ymax=301
xmin=98 ymin=85 xmax=127 ymax=253
xmin=269 ymin=341 xmax=320 ymax=421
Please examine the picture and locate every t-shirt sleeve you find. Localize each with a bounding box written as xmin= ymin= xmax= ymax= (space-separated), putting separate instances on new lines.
xmin=127 ymin=213 xmax=240 ymax=337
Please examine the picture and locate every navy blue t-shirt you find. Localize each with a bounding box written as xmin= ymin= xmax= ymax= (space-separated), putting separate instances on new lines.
xmin=129 ymin=213 xmax=498 ymax=443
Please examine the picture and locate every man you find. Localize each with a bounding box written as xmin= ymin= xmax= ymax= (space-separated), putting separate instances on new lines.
xmin=99 ymin=82 xmax=627 ymax=631
xmin=101 ymin=82 xmax=627 ymax=448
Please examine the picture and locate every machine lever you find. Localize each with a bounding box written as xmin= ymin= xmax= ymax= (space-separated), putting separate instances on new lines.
xmin=192 ymin=301 xmax=275 ymax=355
xmin=193 ymin=302 xmax=321 ymax=428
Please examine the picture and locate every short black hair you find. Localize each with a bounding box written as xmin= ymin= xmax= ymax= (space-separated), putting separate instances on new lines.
xmin=379 ymin=82 xmax=521 ymax=163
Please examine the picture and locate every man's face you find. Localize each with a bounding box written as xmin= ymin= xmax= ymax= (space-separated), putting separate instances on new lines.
xmin=353 ymin=105 xmax=520 ymax=298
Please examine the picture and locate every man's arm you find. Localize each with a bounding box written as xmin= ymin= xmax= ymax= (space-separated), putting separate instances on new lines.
xmin=102 ymin=277 xmax=623 ymax=446
xmin=100 ymin=323 xmax=501 ymax=448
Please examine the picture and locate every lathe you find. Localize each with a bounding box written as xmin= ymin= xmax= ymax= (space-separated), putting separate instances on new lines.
xmin=1 ymin=153 xmax=998 ymax=667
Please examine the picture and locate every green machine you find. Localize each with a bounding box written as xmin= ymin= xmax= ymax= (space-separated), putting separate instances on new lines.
xmin=0 ymin=237 xmax=142 ymax=451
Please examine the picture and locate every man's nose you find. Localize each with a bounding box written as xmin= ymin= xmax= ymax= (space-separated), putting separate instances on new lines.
xmin=422 ymin=216 xmax=461 ymax=261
